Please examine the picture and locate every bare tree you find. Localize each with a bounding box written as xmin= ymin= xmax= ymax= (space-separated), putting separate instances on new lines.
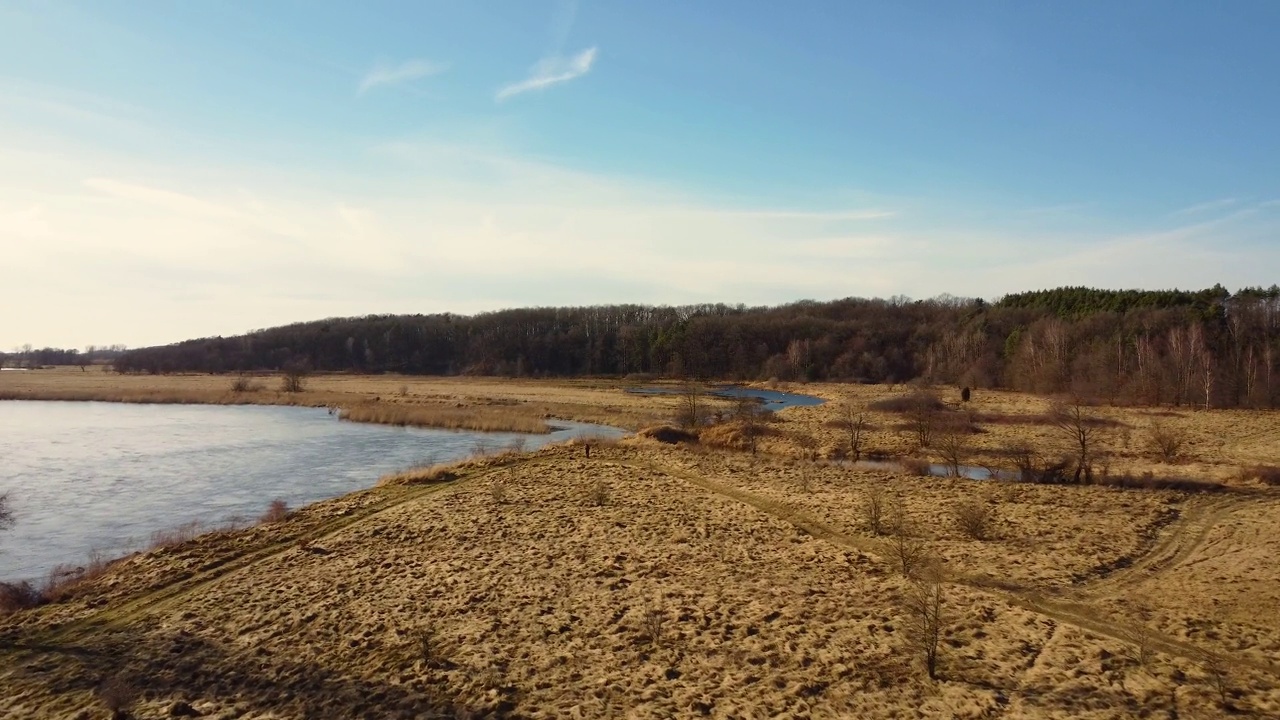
xmin=934 ymin=428 xmax=970 ymax=477
xmin=835 ymin=401 xmax=869 ymax=461
xmin=1199 ymin=346 xmax=1215 ymax=411
xmin=281 ymin=361 xmax=309 ymax=393
xmin=733 ymin=394 xmax=764 ymax=454
xmin=864 ymin=489 xmax=887 ymax=536
xmin=905 ymin=394 xmax=939 ymax=449
xmin=1049 ymin=399 xmax=1106 ymax=484
xmin=890 ymin=503 xmax=929 ymax=578
xmin=904 ymin=568 xmax=944 ymax=680
xmin=676 ymin=382 xmax=704 ymax=429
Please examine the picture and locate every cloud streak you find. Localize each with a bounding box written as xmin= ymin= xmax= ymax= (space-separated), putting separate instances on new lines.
xmin=358 ymin=59 xmax=448 ymax=95
xmin=496 ymin=47 xmax=597 ymax=101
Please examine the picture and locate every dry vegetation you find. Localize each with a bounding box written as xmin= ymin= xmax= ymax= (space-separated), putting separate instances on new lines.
xmin=2 ymin=376 xmax=1280 ymax=718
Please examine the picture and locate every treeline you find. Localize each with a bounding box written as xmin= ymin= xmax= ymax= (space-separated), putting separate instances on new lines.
xmin=1 ymin=345 xmax=128 ymax=369
xmin=114 ymin=286 xmax=1280 ymax=408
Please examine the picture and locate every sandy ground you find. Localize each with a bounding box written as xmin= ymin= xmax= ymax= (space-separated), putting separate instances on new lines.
xmin=3 ymin=377 xmax=1279 ymax=718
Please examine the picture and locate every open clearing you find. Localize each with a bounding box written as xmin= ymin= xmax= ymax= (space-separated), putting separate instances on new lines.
xmin=2 ymin=376 xmax=1279 ymax=718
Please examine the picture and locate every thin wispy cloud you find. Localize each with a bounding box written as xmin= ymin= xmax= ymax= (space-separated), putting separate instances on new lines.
xmin=357 ymin=59 xmax=448 ymax=95
xmin=495 ymin=47 xmax=597 ymax=101
xmin=1172 ymin=197 xmax=1239 ymax=216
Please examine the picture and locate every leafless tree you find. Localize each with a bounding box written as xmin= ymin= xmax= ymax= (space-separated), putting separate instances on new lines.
xmin=733 ymin=394 xmax=764 ymax=454
xmin=1049 ymin=399 xmax=1106 ymax=484
xmin=281 ymin=361 xmax=309 ymax=393
xmin=891 ymin=504 xmax=929 ymax=578
xmin=935 ymin=428 xmax=970 ymax=477
xmin=836 ymin=401 xmax=869 ymax=461
xmin=676 ymin=382 xmax=704 ymax=429
xmin=904 ymin=568 xmax=944 ymax=680
xmin=864 ymin=489 xmax=887 ymax=536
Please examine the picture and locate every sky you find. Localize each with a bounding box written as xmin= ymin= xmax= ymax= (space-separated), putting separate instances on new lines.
xmin=2 ymin=1 xmax=1279 ymax=349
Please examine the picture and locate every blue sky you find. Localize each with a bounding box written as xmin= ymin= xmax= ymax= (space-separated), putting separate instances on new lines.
xmin=2 ymin=1 xmax=1278 ymax=348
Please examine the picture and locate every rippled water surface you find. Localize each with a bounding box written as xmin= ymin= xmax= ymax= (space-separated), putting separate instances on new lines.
xmin=0 ymin=401 xmax=621 ymax=582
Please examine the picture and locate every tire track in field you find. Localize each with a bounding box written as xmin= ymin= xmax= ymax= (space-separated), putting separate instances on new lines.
xmin=19 ymin=460 xmax=537 ymax=648
xmin=626 ymin=458 xmax=1280 ymax=676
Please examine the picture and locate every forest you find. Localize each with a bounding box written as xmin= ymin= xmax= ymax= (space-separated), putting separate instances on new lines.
xmin=107 ymin=285 xmax=1280 ymax=409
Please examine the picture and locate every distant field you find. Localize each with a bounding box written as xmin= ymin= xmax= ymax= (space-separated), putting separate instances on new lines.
xmin=3 ymin=370 xmax=1280 ymax=717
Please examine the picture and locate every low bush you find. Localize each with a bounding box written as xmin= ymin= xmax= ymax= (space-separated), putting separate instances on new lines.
xmin=954 ymin=500 xmax=996 ymax=540
xmin=0 ymin=581 xmax=43 ymax=614
xmin=1145 ymin=421 xmax=1187 ymax=462
xmin=587 ymin=479 xmax=610 ymax=506
xmin=636 ymin=425 xmax=699 ymax=445
xmin=259 ymin=498 xmax=289 ymax=523
xmin=1094 ymin=472 xmax=1223 ymax=493
xmin=869 ymin=393 xmax=945 ymax=413
xmin=1239 ymin=465 xmax=1280 ymax=486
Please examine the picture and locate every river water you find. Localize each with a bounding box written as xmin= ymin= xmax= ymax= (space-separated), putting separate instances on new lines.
xmin=0 ymin=401 xmax=621 ymax=582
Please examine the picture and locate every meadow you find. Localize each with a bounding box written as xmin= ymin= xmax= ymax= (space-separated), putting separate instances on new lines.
xmin=1 ymin=371 xmax=1278 ymax=718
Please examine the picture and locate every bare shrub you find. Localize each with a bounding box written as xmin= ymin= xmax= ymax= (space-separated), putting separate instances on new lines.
xmin=864 ymin=489 xmax=887 ymax=536
xmin=0 ymin=581 xmax=43 ymax=614
xmin=904 ymin=570 xmax=944 ymax=680
xmin=416 ymin=625 xmax=450 ymax=669
xmin=229 ymin=375 xmax=259 ymax=393
xmin=1197 ymin=647 xmax=1232 ymax=710
xmin=890 ymin=505 xmax=929 ymax=578
xmin=96 ymin=675 xmax=140 ymax=719
xmin=675 ymin=383 xmax=704 ymax=429
xmin=1145 ymin=421 xmax=1186 ymax=462
xmin=259 ymin=498 xmax=289 ymax=523
xmin=587 ymin=479 xmax=610 ymax=506
xmin=398 ymin=383 xmax=410 ymax=397
xmin=636 ymin=425 xmax=699 ymax=445
xmin=935 ymin=429 xmax=971 ymax=477
xmin=869 ymin=393 xmax=945 ymax=413
xmin=954 ymin=500 xmax=995 ymax=540
xmin=640 ymin=607 xmax=666 ymax=646
xmin=1239 ymin=465 xmax=1280 ymax=486
xmin=833 ymin=402 xmax=870 ymax=461
xmin=149 ymin=520 xmax=204 ymax=549
xmin=490 ymin=479 xmax=509 ymax=504
xmin=1049 ymin=399 xmax=1114 ymax=483
xmin=798 ymin=463 xmax=815 ymax=493
xmin=280 ymin=362 xmax=308 ymax=393
xmin=504 ymin=437 xmax=527 ymax=455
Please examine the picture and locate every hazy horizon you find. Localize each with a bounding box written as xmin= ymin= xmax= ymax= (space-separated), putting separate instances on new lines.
xmin=3 ymin=1 xmax=1279 ymax=349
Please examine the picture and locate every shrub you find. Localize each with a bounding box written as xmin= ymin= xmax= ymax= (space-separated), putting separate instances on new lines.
xmin=0 ymin=581 xmax=43 ymax=614
xmin=904 ymin=572 xmax=944 ymax=679
xmin=96 ymin=676 xmax=140 ymax=720
xmin=1239 ymin=465 xmax=1280 ymax=486
xmin=587 ymin=479 xmax=610 ymax=506
xmin=149 ymin=520 xmax=204 ymax=549
xmin=864 ymin=489 xmax=887 ymax=536
xmin=1145 ymin=421 xmax=1186 ymax=462
xmin=869 ymin=393 xmax=945 ymax=413
xmin=229 ymin=375 xmax=259 ymax=393
xmin=640 ymin=607 xmax=666 ymax=646
xmin=954 ymin=500 xmax=995 ymax=540
xmin=636 ymin=425 xmax=699 ymax=444
xmin=890 ymin=506 xmax=929 ymax=578
xmin=260 ymin=498 xmax=289 ymax=523
xmin=490 ymin=479 xmax=509 ymax=504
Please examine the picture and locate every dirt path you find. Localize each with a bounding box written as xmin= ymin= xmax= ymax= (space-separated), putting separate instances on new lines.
xmin=624 ymin=457 xmax=1280 ymax=676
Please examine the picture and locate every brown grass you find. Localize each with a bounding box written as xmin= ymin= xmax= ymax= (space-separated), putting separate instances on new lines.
xmin=337 ymin=402 xmax=550 ymax=434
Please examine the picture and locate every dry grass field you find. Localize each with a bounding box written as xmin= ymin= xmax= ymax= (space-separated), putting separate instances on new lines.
xmin=2 ymin=374 xmax=1279 ymax=718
